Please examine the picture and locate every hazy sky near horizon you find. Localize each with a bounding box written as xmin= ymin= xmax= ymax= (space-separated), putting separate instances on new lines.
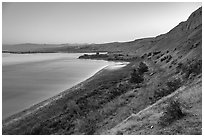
xmin=3 ymin=2 xmax=201 ymax=44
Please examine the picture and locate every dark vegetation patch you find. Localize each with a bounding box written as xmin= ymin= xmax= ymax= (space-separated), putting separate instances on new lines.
xmin=190 ymin=42 xmax=200 ymax=50
xmin=116 ymin=130 xmax=124 ymax=135
xmin=150 ymin=59 xmax=201 ymax=105
xmin=159 ymin=99 xmax=186 ymax=127
xmin=141 ymin=53 xmax=147 ymax=59
xmin=160 ymin=55 xmax=172 ymax=63
xmin=171 ymin=59 xmax=177 ymax=65
xmin=155 ymin=52 xmax=164 ymax=60
xmin=130 ymin=69 xmax=144 ymax=84
xmin=130 ymin=62 xmax=148 ymax=84
xmin=156 ymin=56 xmax=161 ymax=59
xmin=141 ymin=51 xmax=161 ymax=59
xmin=138 ymin=62 xmax=149 ymax=74
xmin=150 ymin=78 xmax=182 ymax=104
xmin=78 ymin=111 xmax=101 ymax=135
xmin=147 ymin=52 xmax=152 ymax=57
xmin=160 ymin=53 xmax=164 ymax=57
xmin=176 ymin=59 xmax=202 ymax=79
xmin=75 ymin=82 xmax=130 ymax=116
xmin=153 ymin=51 xmax=161 ymax=56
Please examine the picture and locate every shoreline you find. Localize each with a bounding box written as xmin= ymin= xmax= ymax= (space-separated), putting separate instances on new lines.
xmin=2 ymin=52 xmax=112 ymax=120
xmin=2 ymin=62 xmax=128 ymax=128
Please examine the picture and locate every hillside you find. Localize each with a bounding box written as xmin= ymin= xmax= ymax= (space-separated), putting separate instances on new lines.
xmin=104 ymin=76 xmax=202 ymax=135
xmin=2 ymin=43 xmax=90 ymax=53
xmin=2 ymin=7 xmax=202 ymax=135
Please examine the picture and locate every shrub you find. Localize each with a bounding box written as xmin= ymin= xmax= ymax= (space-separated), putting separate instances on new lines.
xmin=153 ymin=51 xmax=161 ymax=56
xmin=138 ymin=62 xmax=149 ymax=74
xmin=141 ymin=53 xmax=147 ymax=59
xmin=171 ymin=59 xmax=177 ymax=65
xmin=159 ymin=99 xmax=185 ymax=127
xmin=166 ymin=79 xmax=182 ymax=92
xmin=161 ymin=55 xmax=172 ymax=62
xmin=161 ymin=57 xmax=165 ymax=62
xmin=176 ymin=60 xmax=202 ymax=78
xmin=78 ymin=111 xmax=102 ymax=135
xmin=153 ymin=79 xmax=182 ymax=102
xmin=147 ymin=52 xmax=152 ymax=57
xmin=176 ymin=62 xmax=183 ymax=71
xmin=130 ymin=69 xmax=144 ymax=84
xmin=79 ymin=117 xmax=97 ymax=135
xmin=107 ymin=85 xmax=128 ymax=101
xmin=166 ymin=56 xmax=172 ymax=63
xmin=29 ymin=122 xmax=51 ymax=135
xmin=153 ymin=88 xmax=166 ymax=101
xmin=129 ymin=62 xmax=148 ymax=84
xmin=186 ymin=60 xmax=202 ymax=77
xmin=116 ymin=131 xmax=124 ymax=135
xmin=63 ymin=101 xmax=82 ymax=118
xmin=29 ymin=123 xmax=42 ymax=134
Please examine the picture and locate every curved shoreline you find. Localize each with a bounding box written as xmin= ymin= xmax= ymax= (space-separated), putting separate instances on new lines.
xmin=2 ymin=62 xmax=128 ymax=128
xmin=2 ymin=53 xmax=112 ymax=121
xmin=2 ymin=65 xmax=106 ymax=126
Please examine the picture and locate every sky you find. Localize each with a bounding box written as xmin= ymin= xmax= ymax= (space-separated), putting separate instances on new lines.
xmin=2 ymin=2 xmax=202 ymax=45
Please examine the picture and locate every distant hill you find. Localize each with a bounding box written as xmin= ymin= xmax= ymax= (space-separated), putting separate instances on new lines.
xmin=2 ymin=43 xmax=89 ymax=52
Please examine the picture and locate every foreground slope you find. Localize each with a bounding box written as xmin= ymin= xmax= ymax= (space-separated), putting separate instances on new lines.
xmin=104 ymin=76 xmax=202 ymax=135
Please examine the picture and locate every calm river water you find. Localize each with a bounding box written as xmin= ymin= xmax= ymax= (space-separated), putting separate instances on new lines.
xmin=2 ymin=53 xmax=114 ymax=119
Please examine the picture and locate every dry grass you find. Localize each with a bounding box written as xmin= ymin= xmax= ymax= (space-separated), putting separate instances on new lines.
xmin=105 ymin=77 xmax=202 ymax=135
